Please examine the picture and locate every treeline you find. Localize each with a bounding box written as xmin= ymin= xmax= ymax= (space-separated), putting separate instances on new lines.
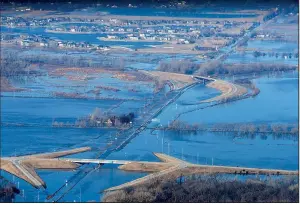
xmin=164 ymin=120 xmax=299 ymax=136
xmin=198 ymin=62 xmax=297 ymax=76
xmin=102 ymin=175 xmax=299 ymax=202
xmin=234 ymin=78 xmax=260 ymax=97
xmin=1 ymin=51 xmax=126 ymax=72
xmin=21 ymin=54 xmax=126 ymax=70
xmin=157 ymin=59 xmax=297 ymax=76
xmin=253 ymin=51 xmax=298 ymax=59
xmin=158 ymin=60 xmax=200 ymax=75
xmin=0 ymin=52 xmax=30 ymax=78
xmin=52 ymin=108 xmax=135 ymax=128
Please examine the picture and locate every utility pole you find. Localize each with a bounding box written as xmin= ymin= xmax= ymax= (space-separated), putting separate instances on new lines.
xmin=79 ymin=187 xmax=82 ymax=202
xmin=161 ymin=131 xmax=164 ymax=153
xmin=22 ymin=189 xmax=25 ymax=201
xmin=181 ymin=148 xmax=183 ymax=160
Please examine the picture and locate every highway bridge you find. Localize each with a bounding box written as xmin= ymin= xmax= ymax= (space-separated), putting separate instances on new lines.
xmin=0 ymin=147 xmax=91 ymax=189
xmin=1 ymin=148 xmax=298 ymax=192
xmin=192 ymin=75 xmax=216 ymax=83
xmin=60 ymin=158 xmax=131 ymax=165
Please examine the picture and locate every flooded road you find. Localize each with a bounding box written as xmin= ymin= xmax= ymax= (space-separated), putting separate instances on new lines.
xmin=0 ymin=7 xmax=298 ymax=201
xmin=1 ymin=70 xmax=298 ymax=202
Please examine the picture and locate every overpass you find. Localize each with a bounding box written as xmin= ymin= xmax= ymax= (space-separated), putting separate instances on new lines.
xmin=1 ymin=147 xmax=298 ymax=192
xmin=192 ymin=75 xmax=215 ymax=84
xmin=60 ymin=158 xmax=131 ymax=165
xmin=0 ymin=147 xmax=91 ymax=189
xmin=104 ymin=153 xmax=298 ymax=192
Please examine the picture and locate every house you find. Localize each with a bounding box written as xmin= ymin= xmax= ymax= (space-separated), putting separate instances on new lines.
xmin=129 ymin=36 xmax=139 ymax=41
xmin=109 ymin=18 xmax=118 ymax=23
xmin=146 ymin=29 xmax=154 ymax=33
xmin=106 ymin=119 xmax=113 ymax=126
xmin=257 ymin=34 xmax=265 ymax=38
xmin=178 ymin=38 xmax=185 ymax=43
xmin=55 ymin=27 xmax=64 ymax=31
xmin=57 ymin=41 xmax=65 ymax=47
xmin=97 ymin=45 xmax=110 ymax=50
xmin=66 ymin=42 xmax=76 ymax=48
xmin=40 ymin=42 xmax=49 ymax=47
xmin=20 ymin=40 xmax=32 ymax=47
xmin=107 ymin=35 xmax=117 ymax=39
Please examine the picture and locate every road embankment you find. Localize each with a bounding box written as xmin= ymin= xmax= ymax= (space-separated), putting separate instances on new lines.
xmin=201 ymin=79 xmax=248 ymax=103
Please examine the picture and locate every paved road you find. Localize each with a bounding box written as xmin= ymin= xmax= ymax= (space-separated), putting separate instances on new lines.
xmin=105 ymin=160 xmax=298 ymax=192
xmin=195 ymin=10 xmax=279 ymax=76
xmin=48 ymin=83 xmax=198 ymax=202
xmin=4 ymin=158 xmax=45 ymax=188
xmin=105 ymin=163 xmax=188 ymax=192
xmin=61 ymin=158 xmax=131 ymax=165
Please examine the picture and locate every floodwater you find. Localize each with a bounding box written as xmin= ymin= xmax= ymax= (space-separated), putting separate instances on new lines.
xmin=226 ymin=52 xmax=298 ymax=65
xmin=1 ymin=10 xmax=299 ymax=201
xmin=1 ymin=72 xmax=155 ymax=101
xmin=176 ymin=72 xmax=298 ymax=124
xmin=1 ymin=71 xmax=298 ymax=202
xmin=246 ymin=40 xmax=298 ymax=52
xmin=95 ymin=7 xmax=258 ymax=18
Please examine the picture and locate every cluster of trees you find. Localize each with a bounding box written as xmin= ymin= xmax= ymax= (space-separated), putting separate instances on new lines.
xmin=218 ymin=93 xmax=246 ymax=103
xmin=0 ymin=51 xmax=125 ymax=80
xmin=102 ymin=175 xmax=299 ymax=202
xmin=165 ymin=120 xmax=299 ymax=136
xmin=0 ymin=52 xmax=30 ymax=78
xmin=158 ymin=59 xmax=297 ymax=77
xmin=158 ymin=60 xmax=200 ymax=74
xmin=95 ymin=86 xmax=120 ymax=92
xmin=52 ymin=108 xmax=135 ymax=128
xmin=198 ymin=62 xmax=297 ymax=76
xmin=16 ymin=54 xmax=126 ymax=71
xmin=234 ymin=78 xmax=260 ymax=97
xmin=0 ymin=176 xmax=20 ymax=203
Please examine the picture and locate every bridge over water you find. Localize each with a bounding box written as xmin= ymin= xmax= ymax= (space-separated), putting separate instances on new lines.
xmin=1 ymin=147 xmax=297 ymax=193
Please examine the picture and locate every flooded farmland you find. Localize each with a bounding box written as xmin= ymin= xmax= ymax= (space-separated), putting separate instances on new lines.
xmin=0 ymin=2 xmax=298 ymax=203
